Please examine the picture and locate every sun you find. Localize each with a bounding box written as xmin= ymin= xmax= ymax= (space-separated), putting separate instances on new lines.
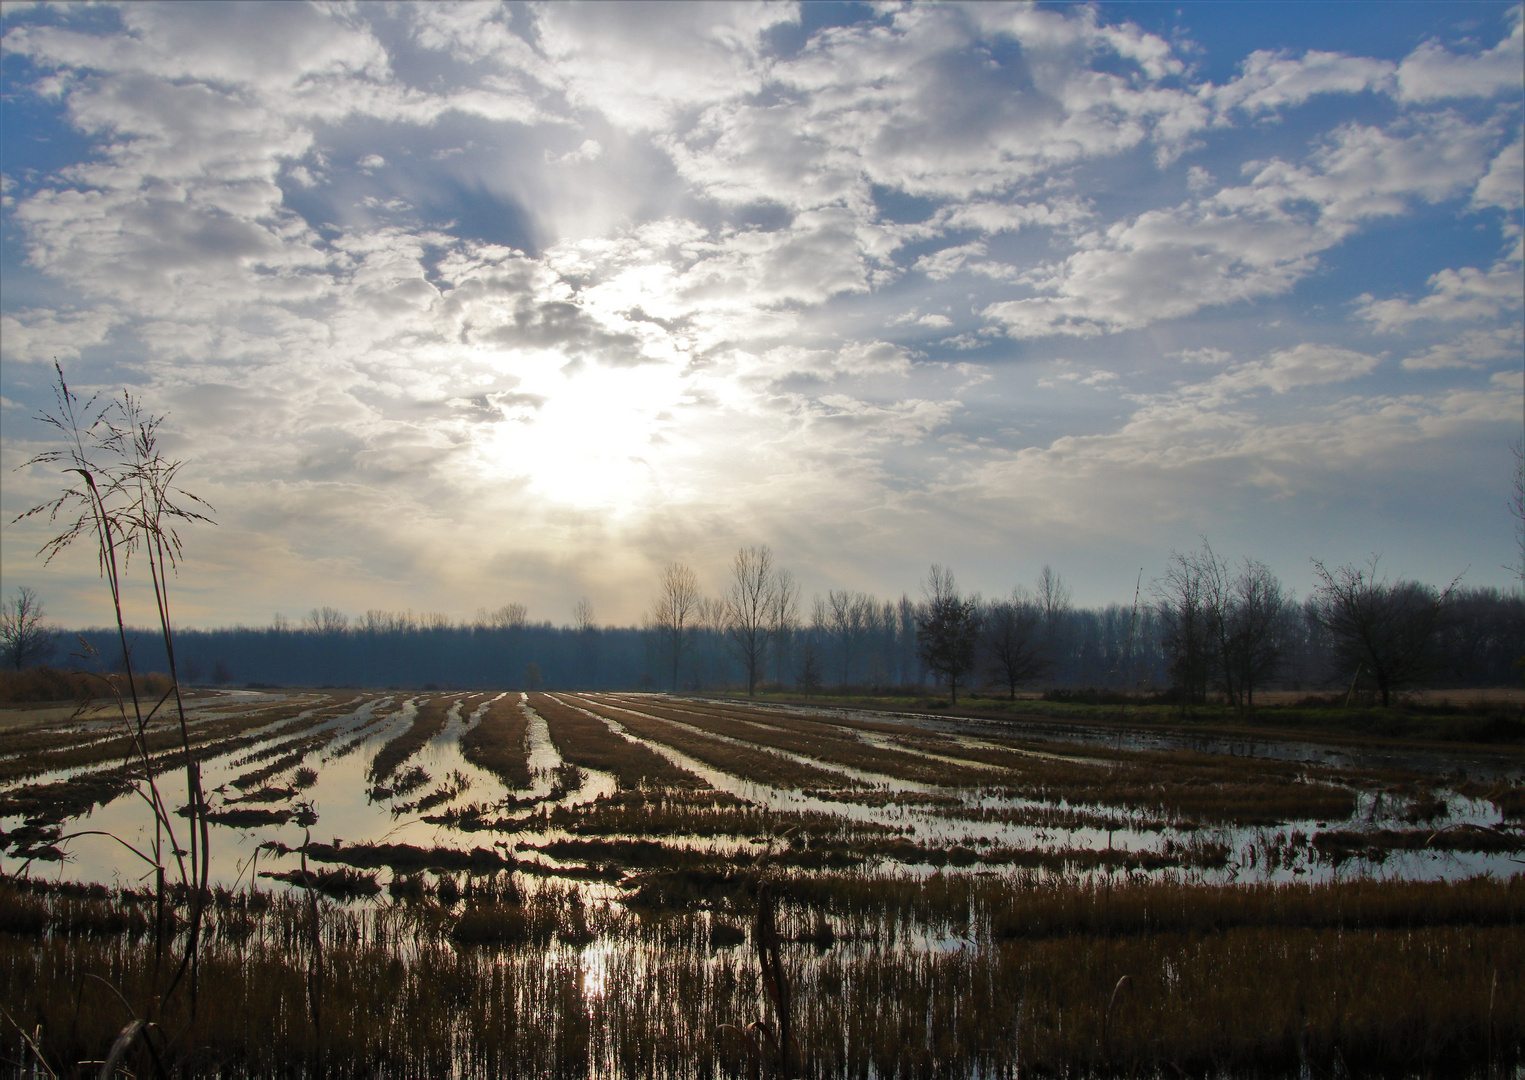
xmin=473 ymin=351 xmax=688 ymax=513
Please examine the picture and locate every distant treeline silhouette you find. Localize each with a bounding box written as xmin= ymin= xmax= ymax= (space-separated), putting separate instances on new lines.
xmin=46 ymin=581 xmax=1522 ymax=694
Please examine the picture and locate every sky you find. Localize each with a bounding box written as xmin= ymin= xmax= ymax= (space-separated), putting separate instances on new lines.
xmin=0 ymin=0 xmax=1521 ymax=630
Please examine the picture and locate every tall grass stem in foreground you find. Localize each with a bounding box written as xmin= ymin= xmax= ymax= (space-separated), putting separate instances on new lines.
xmin=13 ymin=362 xmax=213 ymax=1066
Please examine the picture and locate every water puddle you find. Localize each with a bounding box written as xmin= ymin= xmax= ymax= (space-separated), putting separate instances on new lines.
xmin=3 ymin=690 xmax=1519 ymax=896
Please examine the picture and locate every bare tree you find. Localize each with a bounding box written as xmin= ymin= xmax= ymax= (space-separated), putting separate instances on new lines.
xmin=304 ymin=606 xmax=349 ymax=634
xmin=896 ymin=595 xmax=918 ymax=685
xmin=1158 ymin=543 xmax=1292 ymax=710
xmin=1036 ymin=564 xmax=1072 ymax=679
xmin=1194 ymin=544 xmax=1238 ymax=704
xmin=825 ymin=589 xmax=875 ymax=685
xmin=915 ymin=565 xmax=982 ymax=703
xmin=573 ymin=597 xmax=599 ymax=688
xmin=651 ymin=562 xmax=701 ymax=692
xmin=1511 ymin=436 xmax=1525 ymax=593
xmin=1312 ymin=557 xmax=1459 ymax=708
xmin=867 ymin=599 xmax=902 ymax=685
xmin=1154 ymin=543 xmax=1220 ymax=708
xmin=1221 ymin=560 xmax=1292 ymax=711
xmin=1036 ymin=565 xmax=1071 ymax=624
xmin=481 ymin=602 xmax=528 ymax=630
xmin=0 ymin=586 xmax=54 ymax=669
xmin=824 ymin=590 xmax=853 ymax=684
xmin=983 ymin=590 xmax=1047 ymax=699
xmin=722 ymin=546 xmax=774 ymax=696
xmin=797 ymin=626 xmax=823 ymax=698
xmin=768 ymin=567 xmax=799 ymax=685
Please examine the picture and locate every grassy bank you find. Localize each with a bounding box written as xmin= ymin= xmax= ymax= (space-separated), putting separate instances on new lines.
xmin=460 ymin=693 xmax=533 ymax=789
xmin=0 ymin=665 xmax=176 ymax=707
xmin=1 ymin=873 xmax=1518 ymax=1077
xmin=720 ymin=688 xmax=1525 ymax=748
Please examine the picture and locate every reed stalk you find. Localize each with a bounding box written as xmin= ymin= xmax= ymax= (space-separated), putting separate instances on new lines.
xmin=13 ymin=363 xmax=213 ymax=1070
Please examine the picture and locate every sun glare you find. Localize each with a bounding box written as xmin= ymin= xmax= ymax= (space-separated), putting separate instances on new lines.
xmin=476 ymin=353 xmax=687 ymax=513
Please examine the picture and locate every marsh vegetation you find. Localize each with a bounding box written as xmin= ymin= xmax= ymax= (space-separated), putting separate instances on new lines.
xmin=1 ymin=685 xmax=1520 ymax=1076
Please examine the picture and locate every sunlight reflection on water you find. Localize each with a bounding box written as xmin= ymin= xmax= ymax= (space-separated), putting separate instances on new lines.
xmin=2 ymin=689 xmax=1521 ymax=898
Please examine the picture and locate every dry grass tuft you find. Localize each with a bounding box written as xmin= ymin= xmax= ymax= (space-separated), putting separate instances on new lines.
xmin=532 ymin=694 xmax=707 ymax=790
xmin=460 ymin=694 xmax=532 ymax=789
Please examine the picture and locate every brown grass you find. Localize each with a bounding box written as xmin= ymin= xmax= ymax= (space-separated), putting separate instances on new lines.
xmin=328 ymin=704 xmax=399 ymax=759
xmin=460 ymin=694 xmax=532 ymax=789
xmin=817 ymin=923 xmax=1518 ymax=1076
xmin=0 ymin=694 xmax=359 ymax=784
xmin=1313 ymin=825 xmax=1525 ymax=861
xmin=0 ymin=874 xmax=1517 ymax=1076
xmin=367 ymin=696 xmax=452 ymax=783
xmin=0 ymin=697 xmax=370 ymax=829
xmin=594 ymin=695 xmax=993 ymax=786
xmin=875 ymin=729 xmax=1361 ymax=824
xmin=227 ymin=726 xmax=347 ymax=791
xmin=664 ymin=696 xmax=920 ymax=736
xmin=571 ymin=696 xmax=865 ymax=792
xmin=530 ymin=694 xmax=706 ymax=791
xmin=0 ymin=665 xmax=175 ymax=706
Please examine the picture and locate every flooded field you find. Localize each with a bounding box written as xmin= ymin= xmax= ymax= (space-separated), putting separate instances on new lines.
xmin=2 ymin=688 xmax=1521 ymax=1076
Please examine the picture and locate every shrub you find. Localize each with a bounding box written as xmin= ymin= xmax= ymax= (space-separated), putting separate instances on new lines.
xmin=0 ymin=666 xmax=175 ymax=705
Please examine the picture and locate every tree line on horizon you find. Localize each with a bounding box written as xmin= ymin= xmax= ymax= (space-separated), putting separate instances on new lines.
xmin=4 ymin=542 xmax=1521 ymax=702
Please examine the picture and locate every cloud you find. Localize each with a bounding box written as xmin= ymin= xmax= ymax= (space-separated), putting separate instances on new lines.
xmin=662 ymin=3 xmax=1206 ymax=211
xmin=1474 ymin=137 xmax=1525 ymax=218
xmin=1401 ymin=326 xmax=1524 ymax=370
xmin=914 ymin=242 xmax=987 ymax=282
xmin=531 ymin=1 xmax=797 ymax=130
xmin=737 ymin=340 xmax=914 ymax=385
xmin=1174 ymin=347 xmax=1233 ymax=365
xmin=984 ymin=113 xmax=1504 ymax=337
xmin=1205 ymin=14 xmax=1522 ymax=114
xmin=797 ymin=393 xmax=957 ymax=445
xmin=546 ymin=139 xmax=603 ymax=165
xmin=937 ymin=332 xmax=989 ymax=351
xmin=1357 ymin=261 xmax=1525 ymax=330
xmin=2 ymin=2 xmax=1521 ymax=620
xmin=445 ymin=260 xmax=647 ymax=364
xmin=1396 ymin=9 xmax=1525 ymax=102
xmin=544 ymin=210 xmax=876 ymax=354
xmin=1227 ymin=344 xmax=1381 ymax=393
xmin=936 ymin=198 xmax=1092 ymax=236
xmin=408 ymin=3 xmax=554 ymax=74
xmin=1212 ymin=49 xmax=1395 ymax=114
xmin=961 ymin=356 xmax=1518 ymax=540
xmin=1039 ymin=368 xmax=1119 ymax=390
xmin=0 ymin=308 xmax=121 ymax=363
xmin=4 ymin=3 xmax=390 ymax=90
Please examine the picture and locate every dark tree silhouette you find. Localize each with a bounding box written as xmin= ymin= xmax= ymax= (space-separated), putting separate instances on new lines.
xmin=1154 ymin=543 xmax=1218 ymax=708
xmin=1219 ymin=559 xmax=1292 ymax=711
xmin=983 ymin=594 xmax=1047 ymax=699
xmin=0 ymin=586 xmax=54 ymax=670
xmin=796 ymin=631 xmax=823 ymax=697
xmin=573 ymin=597 xmax=600 ymax=688
xmin=722 ymin=545 xmax=774 ymax=696
xmin=915 ymin=565 xmax=981 ymax=704
xmin=1312 ymin=557 xmax=1458 ymax=708
xmin=650 ymin=562 xmax=700 ymax=692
